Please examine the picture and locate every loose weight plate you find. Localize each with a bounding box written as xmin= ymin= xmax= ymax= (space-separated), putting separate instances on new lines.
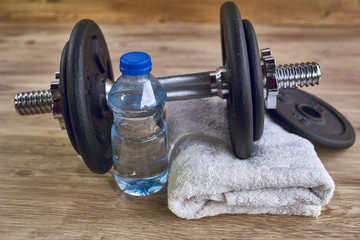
xmin=268 ymin=88 xmax=356 ymax=149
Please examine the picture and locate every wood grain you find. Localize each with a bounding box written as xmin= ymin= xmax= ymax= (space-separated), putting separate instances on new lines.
xmin=0 ymin=0 xmax=360 ymax=26
xmin=0 ymin=22 xmax=359 ymax=239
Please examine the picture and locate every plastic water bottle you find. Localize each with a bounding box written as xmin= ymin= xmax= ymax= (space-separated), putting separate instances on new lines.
xmin=108 ymin=52 xmax=168 ymax=196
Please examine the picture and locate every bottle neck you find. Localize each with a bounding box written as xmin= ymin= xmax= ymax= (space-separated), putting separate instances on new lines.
xmin=108 ymin=70 xmax=166 ymax=119
xmin=121 ymin=72 xmax=151 ymax=79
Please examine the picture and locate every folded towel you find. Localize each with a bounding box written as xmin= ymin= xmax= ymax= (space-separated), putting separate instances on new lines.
xmin=166 ymin=98 xmax=335 ymax=220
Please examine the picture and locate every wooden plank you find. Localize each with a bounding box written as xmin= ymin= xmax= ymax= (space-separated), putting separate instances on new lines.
xmin=0 ymin=0 xmax=360 ymax=26
xmin=0 ymin=22 xmax=359 ymax=239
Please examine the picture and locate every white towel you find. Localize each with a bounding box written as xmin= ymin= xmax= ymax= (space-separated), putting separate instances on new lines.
xmin=166 ymin=97 xmax=335 ymax=220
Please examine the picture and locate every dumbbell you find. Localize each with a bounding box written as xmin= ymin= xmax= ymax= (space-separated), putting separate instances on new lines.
xmin=14 ymin=2 xmax=352 ymax=174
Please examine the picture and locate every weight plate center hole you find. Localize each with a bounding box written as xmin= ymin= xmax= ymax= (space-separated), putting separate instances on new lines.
xmin=297 ymin=104 xmax=323 ymax=122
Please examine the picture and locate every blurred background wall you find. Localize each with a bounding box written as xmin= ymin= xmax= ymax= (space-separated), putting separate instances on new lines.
xmin=0 ymin=0 xmax=359 ymax=26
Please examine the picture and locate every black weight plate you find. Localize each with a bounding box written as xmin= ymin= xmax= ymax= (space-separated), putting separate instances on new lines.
xmin=66 ymin=19 xmax=114 ymax=174
xmin=268 ymin=88 xmax=356 ymax=149
xmin=243 ymin=19 xmax=264 ymax=141
xmin=220 ymin=2 xmax=253 ymax=159
xmin=59 ymin=41 xmax=80 ymax=154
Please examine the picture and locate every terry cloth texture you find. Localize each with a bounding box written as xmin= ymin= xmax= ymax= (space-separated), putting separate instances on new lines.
xmin=166 ymin=98 xmax=335 ymax=220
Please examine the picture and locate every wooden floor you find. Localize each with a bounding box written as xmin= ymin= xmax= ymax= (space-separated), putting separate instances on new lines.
xmin=1 ymin=0 xmax=360 ymax=26
xmin=0 ymin=22 xmax=359 ymax=239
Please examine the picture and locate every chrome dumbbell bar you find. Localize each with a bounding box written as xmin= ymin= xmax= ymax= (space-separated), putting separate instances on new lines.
xmin=14 ymin=48 xmax=321 ymax=126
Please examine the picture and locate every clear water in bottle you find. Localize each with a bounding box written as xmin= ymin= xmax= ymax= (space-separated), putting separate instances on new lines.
xmin=108 ymin=52 xmax=168 ymax=196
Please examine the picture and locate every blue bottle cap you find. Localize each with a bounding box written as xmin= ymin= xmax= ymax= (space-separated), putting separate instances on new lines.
xmin=120 ymin=51 xmax=152 ymax=76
